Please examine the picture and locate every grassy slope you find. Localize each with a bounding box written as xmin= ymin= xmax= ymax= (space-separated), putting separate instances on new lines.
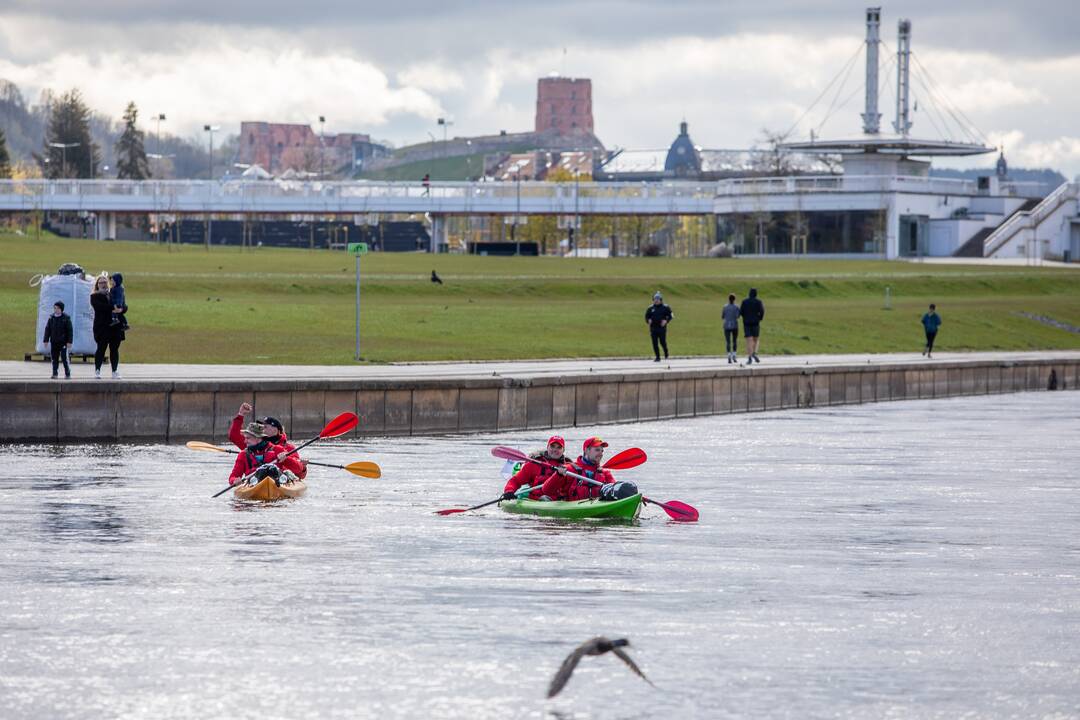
xmin=2 ymin=233 xmax=1079 ymax=364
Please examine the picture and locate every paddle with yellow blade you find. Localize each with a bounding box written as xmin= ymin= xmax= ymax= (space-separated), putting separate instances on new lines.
xmin=187 ymin=441 xmax=381 ymax=479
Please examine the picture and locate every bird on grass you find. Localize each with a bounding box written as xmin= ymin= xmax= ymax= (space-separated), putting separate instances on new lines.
xmin=431 ymin=270 xmax=443 ymax=285
xmin=547 ymin=637 xmax=653 ymax=698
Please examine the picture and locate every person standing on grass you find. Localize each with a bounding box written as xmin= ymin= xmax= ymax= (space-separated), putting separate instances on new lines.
xmin=922 ymin=303 xmax=942 ymax=358
xmin=645 ymin=291 xmax=673 ymax=362
xmin=43 ymin=301 xmax=73 ymax=379
xmin=722 ymin=293 xmax=740 ymax=364
xmin=740 ymin=288 xmax=765 ymax=365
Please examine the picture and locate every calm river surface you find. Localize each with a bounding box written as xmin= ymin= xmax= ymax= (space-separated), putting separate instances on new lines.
xmin=1 ymin=393 xmax=1078 ymax=719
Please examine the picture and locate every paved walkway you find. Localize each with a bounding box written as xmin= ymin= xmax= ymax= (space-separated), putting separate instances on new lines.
xmin=4 ymin=351 xmax=1079 ymax=383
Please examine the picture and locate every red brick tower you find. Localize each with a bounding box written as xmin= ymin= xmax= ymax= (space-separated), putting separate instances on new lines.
xmin=535 ymin=76 xmax=593 ymax=136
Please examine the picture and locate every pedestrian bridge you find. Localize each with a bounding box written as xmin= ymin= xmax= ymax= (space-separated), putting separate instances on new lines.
xmin=0 ymin=179 xmax=716 ymax=217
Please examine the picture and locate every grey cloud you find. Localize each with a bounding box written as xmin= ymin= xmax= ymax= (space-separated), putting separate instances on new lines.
xmin=3 ymin=0 xmax=1080 ymax=62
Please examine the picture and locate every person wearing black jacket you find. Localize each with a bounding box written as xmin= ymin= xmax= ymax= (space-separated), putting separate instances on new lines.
xmin=89 ymin=275 xmax=126 ymax=379
xmin=645 ymin=291 xmax=673 ymax=362
xmin=43 ymin=301 xmax=73 ymax=379
xmin=739 ymin=288 xmax=765 ymax=365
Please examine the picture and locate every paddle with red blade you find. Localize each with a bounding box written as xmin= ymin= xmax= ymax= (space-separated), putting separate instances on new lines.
xmin=211 ymin=412 xmax=359 ymax=498
xmin=434 ymin=446 xmax=649 ymax=516
xmin=186 ymin=441 xmax=380 ymax=478
xmin=491 ymin=446 xmax=698 ymax=522
xmin=436 ymin=446 xmax=646 ymax=515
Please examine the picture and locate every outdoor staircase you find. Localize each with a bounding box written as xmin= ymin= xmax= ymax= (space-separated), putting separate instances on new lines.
xmin=983 ymin=182 xmax=1080 ymax=257
xmin=954 ymin=199 xmax=1039 ymax=257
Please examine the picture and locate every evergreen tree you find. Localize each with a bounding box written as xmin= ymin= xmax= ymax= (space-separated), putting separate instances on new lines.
xmin=115 ymin=101 xmax=150 ymax=180
xmin=41 ymin=89 xmax=99 ymax=179
xmin=0 ymin=127 xmax=10 ymax=178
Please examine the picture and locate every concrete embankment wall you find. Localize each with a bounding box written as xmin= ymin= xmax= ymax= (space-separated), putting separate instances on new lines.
xmin=1 ymin=358 xmax=1076 ymax=443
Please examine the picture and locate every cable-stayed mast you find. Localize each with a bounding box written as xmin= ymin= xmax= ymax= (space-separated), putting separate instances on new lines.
xmin=861 ymin=7 xmax=882 ymax=135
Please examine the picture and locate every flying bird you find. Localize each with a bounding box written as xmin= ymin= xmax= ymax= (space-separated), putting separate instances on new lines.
xmin=547 ymin=637 xmax=653 ymax=698
xmin=431 ymin=270 xmax=443 ymax=285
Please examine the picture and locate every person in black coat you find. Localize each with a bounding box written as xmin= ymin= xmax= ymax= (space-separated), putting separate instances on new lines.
xmin=644 ymin=291 xmax=673 ymax=362
xmin=739 ymin=288 xmax=765 ymax=365
xmin=90 ymin=275 xmax=125 ymax=379
xmin=43 ymin=301 xmax=73 ymax=379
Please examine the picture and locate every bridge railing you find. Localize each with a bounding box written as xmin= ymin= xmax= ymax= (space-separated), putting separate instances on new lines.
xmin=0 ymin=179 xmax=718 ymax=203
xmin=714 ymin=174 xmax=981 ymax=196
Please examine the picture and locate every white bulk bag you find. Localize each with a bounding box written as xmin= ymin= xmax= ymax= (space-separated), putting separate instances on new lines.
xmin=33 ymin=273 xmax=97 ymax=355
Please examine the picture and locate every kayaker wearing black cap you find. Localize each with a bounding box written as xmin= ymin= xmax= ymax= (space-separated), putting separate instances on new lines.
xmin=502 ymin=435 xmax=572 ymax=501
xmin=541 ymin=437 xmax=618 ymax=501
xmin=227 ymin=403 xmax=306 ymax=479
xmin=229 ymin=422 xmax=304 ymax=485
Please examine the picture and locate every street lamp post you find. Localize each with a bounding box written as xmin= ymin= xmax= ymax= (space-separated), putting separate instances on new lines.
xmin=155 ymin=113 xmax=166 ymax=174
xmin=318 ymin=115 xmax=326 ymax=179
xmin=203 ymin=124 xmax=220 ymax=179
xmin=437 ymin=117 xmax=453 ymax=156
xmin=203 ymin=124 xmax=220 ymax=249
xmin=49 ymin=141 xmax=79 ymax=178
xmin=514 ymin=173 xmax=521 ymax=255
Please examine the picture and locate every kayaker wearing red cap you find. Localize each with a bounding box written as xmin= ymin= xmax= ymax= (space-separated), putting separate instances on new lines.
xmin=502 ymin=435 xmax=572 ymax=501
xmin=540 ymin=437 xmax=616 ymax=501
xmin=228 ymin=422 xmax=304 ymax=485
xmin=227 ymin=402 xmax=306 ymax=479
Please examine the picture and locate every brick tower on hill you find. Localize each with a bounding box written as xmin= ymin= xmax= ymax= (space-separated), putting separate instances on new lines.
xmin=535 ymin=76 xmax=593 ymax=136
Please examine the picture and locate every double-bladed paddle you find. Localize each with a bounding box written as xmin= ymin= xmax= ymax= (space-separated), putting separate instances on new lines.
xmin=186 ymin=441 xmax=381 ymax=478
xmin=434 ymin=446 xmax=648 ymax=516
xmin=491 ymin=446 xmax=699 ymax=522
xmin=210 ymin=412 xmax=360 ymax=498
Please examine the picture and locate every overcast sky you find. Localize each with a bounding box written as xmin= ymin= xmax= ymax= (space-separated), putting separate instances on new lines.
xmin=1 ymin=0 xmax=1078 ymax=175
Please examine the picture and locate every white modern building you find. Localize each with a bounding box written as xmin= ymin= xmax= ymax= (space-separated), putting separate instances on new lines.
xmin=713 ymin=7 xmax=1080 ymax=261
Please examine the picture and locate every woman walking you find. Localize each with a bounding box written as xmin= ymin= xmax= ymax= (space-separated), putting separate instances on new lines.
xmin=90 ymin=275 xmax=125 ymax=379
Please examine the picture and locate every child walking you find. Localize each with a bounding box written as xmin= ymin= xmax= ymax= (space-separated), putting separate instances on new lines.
xmin=43 ymin=301 xmax=74 ymax=379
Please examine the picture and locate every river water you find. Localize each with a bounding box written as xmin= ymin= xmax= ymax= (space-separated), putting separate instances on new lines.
xmin=1 ymin=392 xmax=1078 ymax=719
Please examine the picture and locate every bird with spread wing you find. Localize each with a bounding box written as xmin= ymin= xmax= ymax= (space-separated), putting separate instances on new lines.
xmin=547 ymin=637 xmax=654 ymax=698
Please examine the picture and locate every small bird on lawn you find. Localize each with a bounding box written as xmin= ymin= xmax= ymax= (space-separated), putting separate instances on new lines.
xmin=431 ymin=270 xmax=443 ymax=285
xmin=547 ymin=637 xmax=653 ymax=698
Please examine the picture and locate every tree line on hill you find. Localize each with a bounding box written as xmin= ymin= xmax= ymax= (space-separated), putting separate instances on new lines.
xmin=0 ymin=78 xmax=238 ymax=180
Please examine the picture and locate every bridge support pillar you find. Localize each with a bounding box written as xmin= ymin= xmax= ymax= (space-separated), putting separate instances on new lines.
xmin=430 ymin=214 xmax=447 ymax=253
xmin=97 ymin=212 xmax=117 ymax=240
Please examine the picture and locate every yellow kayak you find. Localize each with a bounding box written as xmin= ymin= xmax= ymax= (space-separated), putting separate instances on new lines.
xmin=233 ymin=476 xmax=307 ymax=501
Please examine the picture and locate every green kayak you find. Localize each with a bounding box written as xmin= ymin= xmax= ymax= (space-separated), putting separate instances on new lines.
xmin=500 ymin=493 xmax=643 ymax=520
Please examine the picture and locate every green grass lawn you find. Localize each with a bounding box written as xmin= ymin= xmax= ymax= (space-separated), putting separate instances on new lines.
xmin=2 ymin=232 xmax=1079 ymax=364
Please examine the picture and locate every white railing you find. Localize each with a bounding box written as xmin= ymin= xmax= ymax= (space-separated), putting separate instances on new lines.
xmin=0 ymin=178 xmax=715 ymax=201
xmin=983 ymin=182 xmax=1080 ymax=257
xmin=713 ymin=174 xmax=981 ymax=196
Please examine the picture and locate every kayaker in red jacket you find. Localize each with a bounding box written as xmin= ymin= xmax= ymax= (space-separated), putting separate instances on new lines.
xmin=540 ymin=437 xmax=616 ymax=501
xmin=229 ymin=422 xmax=304 ymax=485
xmin=502 ymin=435 xmax=572 ymax=501
xmin=228 ymin=403 xmax=306 ymax=479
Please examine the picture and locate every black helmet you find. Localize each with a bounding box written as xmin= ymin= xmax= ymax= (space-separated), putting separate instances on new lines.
xmin=260 ymin=416 xmax=284 ymax=434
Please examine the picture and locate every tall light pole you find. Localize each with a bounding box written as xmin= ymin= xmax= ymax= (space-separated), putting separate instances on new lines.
xmin=155 ymin=113 xmax=166 ymax=174
xmin=513 ymin=172 xmax=521 ymax=255
xmin=437 ymin=117 xmax=453 ymax=156
xmin=204 ymin=124 xmax=220 ymax=249
xmin=203 ymin=124 xmax=220 ymax=179
xmin=318 ymin=115 xmax=326 ymax=180
xmin=49 ymin=141 xmax=79 ymax=178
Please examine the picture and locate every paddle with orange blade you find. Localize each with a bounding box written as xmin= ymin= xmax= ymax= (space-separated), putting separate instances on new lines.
xmin=434 ymin=446 xmax=649 ymax=516
xmin=491 ymin=445 xmax=698 ymax=522
xmin=210 ymin=412 xmax=360 ymax=498
xmin=186 ymin=441 xmax=380 ymax=478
